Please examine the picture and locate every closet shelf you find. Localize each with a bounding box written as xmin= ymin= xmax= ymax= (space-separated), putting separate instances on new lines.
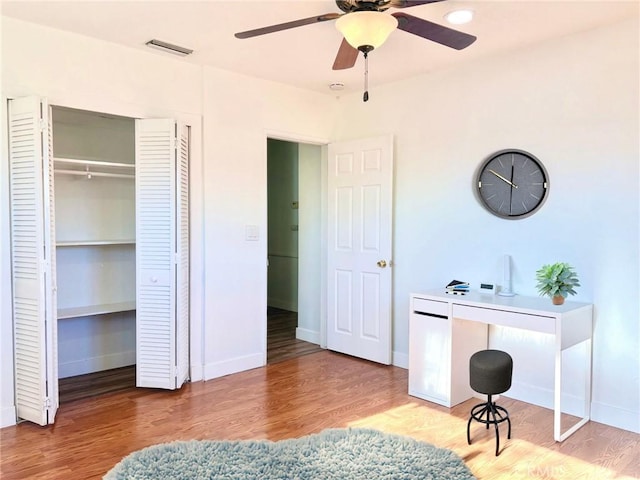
xmin=57 ymin=301 xmax=136 ymax=320
xmin=56 ymin=240 xmax=136 ymax=247
xmin=54 ymin=157 xmax=135 ymax=179
xmin=54 ymin=157 xmax=135 ymax=169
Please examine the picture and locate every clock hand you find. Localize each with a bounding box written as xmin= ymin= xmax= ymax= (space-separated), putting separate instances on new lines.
xmin=509 ymin=164 xmax=515 ymax=215
xmin=489 ymin=169 xmax=518 ymax=188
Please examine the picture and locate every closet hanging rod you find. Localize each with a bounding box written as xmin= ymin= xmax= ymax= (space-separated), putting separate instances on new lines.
xmin=54 ymin=157 xmax=135 ymax=169
xmin=54 ymin=169 xmax=134 ymax=179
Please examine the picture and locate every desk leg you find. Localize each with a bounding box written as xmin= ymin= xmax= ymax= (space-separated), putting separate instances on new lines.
xmin=554 ymin=338 xmax=592 ymax=442
xmin=584 ymin=337 xmax=593 ymax=422
xmin=554 ymin=342 xmax=562 ymax=441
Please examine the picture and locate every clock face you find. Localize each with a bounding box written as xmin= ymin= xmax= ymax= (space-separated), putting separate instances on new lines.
xmin=477 ymin=150 xmax=549 ymax=219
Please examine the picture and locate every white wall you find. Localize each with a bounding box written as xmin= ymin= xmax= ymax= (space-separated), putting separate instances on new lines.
xmin=297 ymin=143 xmax=323 ymax=345
xmin=331 ymin=18 xmax=639 ymax=433
xmin=1 ymin=17 xmax=206 ymax=426
xmin=200 ymin=66 xmax=335 ymax=379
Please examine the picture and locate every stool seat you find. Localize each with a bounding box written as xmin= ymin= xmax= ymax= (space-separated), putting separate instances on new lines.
xmin=470 ymin=349 xmax=513 ymax=395
xmin=467 ymin=349 xmax=513 ymax=456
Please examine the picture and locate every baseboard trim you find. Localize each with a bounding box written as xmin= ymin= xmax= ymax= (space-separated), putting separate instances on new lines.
xmin=505 ymin=380 xmax=587 ymax=417
xmin=190 ymin=363 xmax=204 ymax=383
xmin=506 ymin=383 xmax=639 ymax=433
xmin=591 ymin=400 xmax=640 ymax=434
xmin=295 ymin=327 xmax=319 ymax=344
xmin=267 ymin=299 xmax=298 ymax=312
xmin=392 ymin=350 xmax=409 ymax=369
xmin=203 ymin=352 xmax=264 ymax=381
xmin=0 ymin=405 xmax=16 ymax=428
xmin=58 ymin=350 xmax=136 ymax=379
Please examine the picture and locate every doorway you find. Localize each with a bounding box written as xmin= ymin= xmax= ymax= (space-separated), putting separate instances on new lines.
xmin=266 ymin=139 xmax=322 ymax=363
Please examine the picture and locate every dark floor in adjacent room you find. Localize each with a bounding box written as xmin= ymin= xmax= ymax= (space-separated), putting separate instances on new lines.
xmin=266 ymin=307 xmax=323 ymax=364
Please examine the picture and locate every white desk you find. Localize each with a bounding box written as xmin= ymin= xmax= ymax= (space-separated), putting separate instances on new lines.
xmin=408 ymin=289 xmax=593 ymax=442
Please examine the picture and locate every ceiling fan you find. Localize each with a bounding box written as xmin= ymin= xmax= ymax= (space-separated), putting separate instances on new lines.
xmin=234 ymin=0 xmax=476 ymax=71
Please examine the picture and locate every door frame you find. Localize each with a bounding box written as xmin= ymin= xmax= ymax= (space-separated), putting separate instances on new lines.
xmin=264 ymin=131 xmax=331 ymax=354
xmin=43 ymin=97 xmax=205 ymax=384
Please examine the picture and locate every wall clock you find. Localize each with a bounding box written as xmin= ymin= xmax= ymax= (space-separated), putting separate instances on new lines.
xmin=476 ymin=149 xmax=549 ymax=219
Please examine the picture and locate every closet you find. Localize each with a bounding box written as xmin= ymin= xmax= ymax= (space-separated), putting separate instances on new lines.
xmin=53 ymin=106 xmax=137 ymax=382
xmin=7 ymin=96 xmax=190 ymax=426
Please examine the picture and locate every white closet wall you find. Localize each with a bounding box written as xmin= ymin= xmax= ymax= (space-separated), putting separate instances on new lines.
xmin=52 ymin=106 xmax=137 ymax=378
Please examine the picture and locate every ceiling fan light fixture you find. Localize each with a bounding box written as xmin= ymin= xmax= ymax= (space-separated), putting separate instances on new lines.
xmin=444 ymin=9 xmax=474 ymax=25
xmin=335 ymin=11 xmax=398 ymax=50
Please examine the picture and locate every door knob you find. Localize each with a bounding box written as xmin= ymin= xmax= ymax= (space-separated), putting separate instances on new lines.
xmin=377 ymin=260 xmax=387 ymax=268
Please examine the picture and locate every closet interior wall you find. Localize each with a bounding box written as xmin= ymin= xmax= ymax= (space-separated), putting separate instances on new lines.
xmin=52 ymin=106 xmax=136 ymax=379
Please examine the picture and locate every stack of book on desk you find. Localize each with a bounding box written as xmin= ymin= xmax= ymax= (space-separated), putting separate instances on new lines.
xmin=446 ymin=280 xmax=469 ymax=295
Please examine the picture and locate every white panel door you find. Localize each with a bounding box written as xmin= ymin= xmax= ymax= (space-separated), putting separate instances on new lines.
xmin=135 ymin=119 xmax=189 ymax=389
xmin=8 ymin=96 xmax=58 ymax=425
xmin=327 ymin=135 xmax=393 ymax=364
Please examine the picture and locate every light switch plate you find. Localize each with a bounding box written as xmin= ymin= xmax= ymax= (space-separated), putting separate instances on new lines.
xmin=245 ymin=225 xmax=259 ymax=241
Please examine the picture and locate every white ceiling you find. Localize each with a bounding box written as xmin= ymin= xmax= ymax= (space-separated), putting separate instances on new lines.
xmin=2 ymin=1 xmax=638 ymax=95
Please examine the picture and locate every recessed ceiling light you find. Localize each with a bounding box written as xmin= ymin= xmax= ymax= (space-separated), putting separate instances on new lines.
xmin=444 ymin=9 xmax=474 ymax=25
xmin=329 ymin=82 xmax=345 ymax=91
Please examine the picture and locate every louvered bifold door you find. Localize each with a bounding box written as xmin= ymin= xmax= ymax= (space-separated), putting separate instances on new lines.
xmin=8 ymin=96 xmax=58 ymax=425
xmin=135 ymin=119 xmax=189 ymax=389
xmin=175 ymin=123 xmax=190 ymax=388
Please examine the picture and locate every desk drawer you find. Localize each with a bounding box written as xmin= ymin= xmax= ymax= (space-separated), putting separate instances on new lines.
xmin=413 ymin=297 xmax=448 ymax=317
xmin=452 ymin=304 xmax=555 ymax=334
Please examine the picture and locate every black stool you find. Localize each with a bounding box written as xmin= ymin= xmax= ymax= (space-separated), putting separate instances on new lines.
xmin=467 ymin=349 xmax=512 ymax=456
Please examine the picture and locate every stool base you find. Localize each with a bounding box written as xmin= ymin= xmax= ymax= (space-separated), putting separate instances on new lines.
xmin=467 ymin=394 xmax=511 ymax=456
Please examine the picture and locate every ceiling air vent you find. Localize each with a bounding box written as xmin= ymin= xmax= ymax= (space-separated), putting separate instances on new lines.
xmin=145 ymin=39 xmax=193 ymax=57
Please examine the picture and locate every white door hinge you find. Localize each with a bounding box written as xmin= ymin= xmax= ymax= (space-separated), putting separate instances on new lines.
xmin=44 ymin=397 xmax=51 ymax=408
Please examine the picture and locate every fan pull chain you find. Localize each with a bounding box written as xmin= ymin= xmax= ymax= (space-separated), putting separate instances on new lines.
xmin=363 ymin=51 xmax=369 ymax=102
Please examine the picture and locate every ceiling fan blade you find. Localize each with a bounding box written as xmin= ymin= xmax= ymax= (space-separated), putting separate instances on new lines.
xmin=235 ymin=13 xmax=341 ymax=39
xmin=332 ymin=38 xmax=359 ymax=70
xmin=389 ymin=0 xmax=445 ymax=8
xmin=392 ymin=12 xmax=476 ymax=49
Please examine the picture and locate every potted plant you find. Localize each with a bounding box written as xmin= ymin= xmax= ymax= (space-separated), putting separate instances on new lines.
xmin=535 ymin=262 xmax=580 ymax=305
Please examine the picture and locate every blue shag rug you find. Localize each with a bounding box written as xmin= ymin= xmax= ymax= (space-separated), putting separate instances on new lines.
xmin=104 ymin=428 xmax=476 ymax=479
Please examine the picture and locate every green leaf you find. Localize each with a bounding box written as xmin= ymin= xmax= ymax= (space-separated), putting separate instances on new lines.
xmin=535 ymin=262 xmax=580 ymax=299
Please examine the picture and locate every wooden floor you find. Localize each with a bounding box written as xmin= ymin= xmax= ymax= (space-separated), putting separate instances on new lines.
xmin=266 ymin=307 xmax=323 ymax=364
xmin=1 ymin=351 xmax=638 ymax=480
xmin=59 ymin=366 xmax=136 ymax=404
xmin=58 ymin=307 xmax=320 ymax=403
